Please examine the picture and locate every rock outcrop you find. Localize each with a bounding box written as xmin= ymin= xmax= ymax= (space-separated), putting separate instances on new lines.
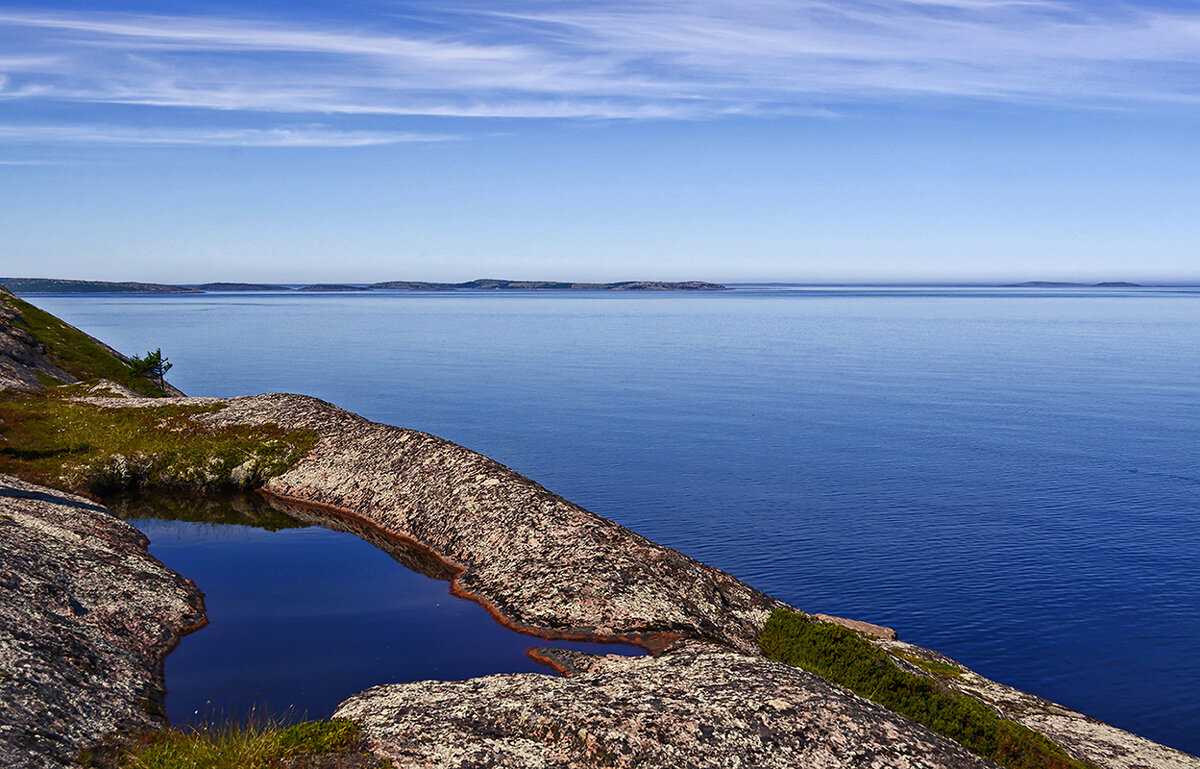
xmin=124 ymin=392 xmax=792 ymax=655
xmin=0 ymin=299 xmax=74 ymax=391
xmin=0 ymin=475 xmax=206 ymax=768
xmin=337 ymin=642 xmax=998 ymax=769
xmin=0 ymin=287 xmax=184 ymax=396
xmin=78 ymin=393 xmax=1200 ymax=769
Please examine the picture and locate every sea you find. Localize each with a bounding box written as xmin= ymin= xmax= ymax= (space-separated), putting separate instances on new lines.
xmin=26 ymin=285 xmax=1200 ymax=754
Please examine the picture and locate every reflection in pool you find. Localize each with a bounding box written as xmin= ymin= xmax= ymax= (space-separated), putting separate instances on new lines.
xmin=106 ymin=492 xmax=643 ymax=725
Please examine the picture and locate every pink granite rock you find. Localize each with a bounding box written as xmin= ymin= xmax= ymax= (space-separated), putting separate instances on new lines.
xmin=336 ymin=642 xmax=998 ymax=769
xmin=0 ymin=475 xmax=206 ymax=768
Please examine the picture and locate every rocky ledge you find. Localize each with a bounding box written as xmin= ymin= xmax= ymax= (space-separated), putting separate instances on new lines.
xmin=336 ymin=642 xmax=995 ymax=769
xmin=100 ymin=391 xmax=797 ymax=655
xmin=0 ymin=474 xmax=206 ymax=768
xmin=0 ymin=300 xmax=75 ymax=391
xmin=76 ymin=392 xmax=1198 ymax=769
xmin=875 ymin=640 xmax=1200 ymax=769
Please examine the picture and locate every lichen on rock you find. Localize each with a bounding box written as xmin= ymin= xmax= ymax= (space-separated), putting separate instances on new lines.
xmin=197 ymin=392 xmax=792 ymax=655
xmin=336 ymin=642 xmax=999 ymax=769
xmin=0 ymin=474 xmax=206 ymax=768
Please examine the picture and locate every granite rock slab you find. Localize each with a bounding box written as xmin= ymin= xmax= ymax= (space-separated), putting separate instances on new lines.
xmin=196 ymin=393 xmax=795 ymax=655
xmin=335 ymin=642 xmax=999 ymax=769
xmin=0 ymin=475 xmax=206 ymax=769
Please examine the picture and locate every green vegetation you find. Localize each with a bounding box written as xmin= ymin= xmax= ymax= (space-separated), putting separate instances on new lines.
xmin=759 ymin=609 xmax=1096 ymax=769
xmin=0 ymin=392 xmax=317 ymax=496
xmin=0 ymin=291 xmax=168 ymax=396
xmin=129 ymin=349 xmax=173 ymax=391
xmin=82 ymin=718 xmax=387 ymax=769
xmin=892 ymin=649 xmax=966 ymax=679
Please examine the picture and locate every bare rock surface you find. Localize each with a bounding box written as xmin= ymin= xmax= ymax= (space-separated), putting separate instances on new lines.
xmin=0 ymin=299 xmax=74 ymax=391
xmin=0 ymin=475 xmax=206 ymax=769
xmin=813 ymin=613 xmax=898 ymax=640
xmin=194 ymin=392 xmax=791 ymax=654
xmin=335 ymin=642 xmax=997 ymax=769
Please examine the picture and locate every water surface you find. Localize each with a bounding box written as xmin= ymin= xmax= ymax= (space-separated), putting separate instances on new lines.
xmin=110 ymin=492 xmax=642 ymax=725
xmin=33 ymin=286 xmax=1200 ymax=753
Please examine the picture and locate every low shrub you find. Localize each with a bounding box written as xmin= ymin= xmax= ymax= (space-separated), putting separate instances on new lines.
xmin=759 ymin=609 xmax=1095 ymax=769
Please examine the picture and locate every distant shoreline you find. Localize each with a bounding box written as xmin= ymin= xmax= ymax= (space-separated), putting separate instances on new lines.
xmin=0 ymin=278 xmax=729 ymax=294
xmin=4 ymin=277 xmax=1185 ymax=295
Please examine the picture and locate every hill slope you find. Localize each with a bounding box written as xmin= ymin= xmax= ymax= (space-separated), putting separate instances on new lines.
xmin=0 ymin=288 xmax=180 ymax=396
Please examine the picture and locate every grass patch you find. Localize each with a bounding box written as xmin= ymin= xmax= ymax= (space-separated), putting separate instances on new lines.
xmin=0 ymin=392 xmax=317 ymax=496
xmin=1 ymin=291 xmax=166 ymax=396
xmin=83 ymin=718 xmax=385 ymax=769
xmin=759 ymin=609 xmax=1095 ymax=769
xmin=892 ymin=649 xmax=966 ymax=679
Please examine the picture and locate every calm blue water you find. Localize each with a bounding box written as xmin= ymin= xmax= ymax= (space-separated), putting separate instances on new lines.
xmin=120 ymin=498 xmax=641 ymax=726
xmin=29 ymin=286 xmax=1200 ymax=754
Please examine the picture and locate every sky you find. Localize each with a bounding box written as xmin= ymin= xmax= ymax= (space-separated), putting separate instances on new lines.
xmin=1 ymin=0 xmax=1198 ymax=284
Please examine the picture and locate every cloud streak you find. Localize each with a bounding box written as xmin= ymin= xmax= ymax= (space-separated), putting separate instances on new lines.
xmin=0 ymin=0 xmax=1198 ymax=137
xmin=0 ymin=124 xmax=454 ymax=147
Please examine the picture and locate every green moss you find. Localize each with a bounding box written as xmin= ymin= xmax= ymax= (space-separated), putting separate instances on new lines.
xmin=759 ymin=609 xmax=1096 ymax=769
xmin=0 ymin=291 xmax=166 ymax=396
xmin=0 ymin=392 xmax=317 ymax=496
xmin=115 ymin=718 xmax=367 ymax=769
xmin=892 ymin=649 xmax=966 ymax=678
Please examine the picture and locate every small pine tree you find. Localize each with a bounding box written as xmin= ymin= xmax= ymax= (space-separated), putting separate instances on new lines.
xmin=129 ymin=348 xmax=173 ymax=391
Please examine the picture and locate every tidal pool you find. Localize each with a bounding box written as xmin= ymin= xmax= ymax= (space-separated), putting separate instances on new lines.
xmin=108 ymin=491 xmax=643 ymax=725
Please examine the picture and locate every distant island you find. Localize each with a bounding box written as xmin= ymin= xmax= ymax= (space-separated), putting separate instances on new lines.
xmin=194 ymin=282 xmax=291 ymax=291
xmin=1005 ymin=281 xmax=1142 ymax=288
xmin=7 ymin=277 xmax=1166 ymax=294
xmin=0 ymin=278 xmax=200 ymax=294
xmin=1 ymin=277 xmax=729 ymax=294
xmin=370 ymin=279 xmax=728 ymax=291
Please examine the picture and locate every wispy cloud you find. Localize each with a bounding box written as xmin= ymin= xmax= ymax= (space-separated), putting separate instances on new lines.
xmin=0 ymin=124 xmax=454 ymax=147
xmin=0 ymin=158 xmax=68 ymax=165
xmin=0 ymin=0 xmax=1198 ymax=135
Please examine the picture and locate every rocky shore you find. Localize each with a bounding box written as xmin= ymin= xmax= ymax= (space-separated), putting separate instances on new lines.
xmin=2 ymin=291 xmax=1197 ymax=768
xmin=336 ymin=642 xmax=996 ymax=769
xmin=66 ymin=391 xmax=1200 ymax=769
xmin=0 ymin=475 xmax=205 ymax=768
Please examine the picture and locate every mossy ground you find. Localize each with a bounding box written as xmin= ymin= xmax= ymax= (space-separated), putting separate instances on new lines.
xmin=892 ymin=648 xmax=966 ymax=678
xmin=0 ymin=290 xmax=167 ymax=396
xmin=82 ymin=718 xmax=390 ymax=769
xmin=0 ymin=391 xmax=317 ymax=496
xmin=759 ymin=609 xmax=1096 ymax=769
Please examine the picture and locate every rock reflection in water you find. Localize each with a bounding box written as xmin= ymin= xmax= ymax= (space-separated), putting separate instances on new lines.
xmin=112 ymin=490 xmax=642 ymax=726
xmin=263 ymin=494 xmax=457 ymax=581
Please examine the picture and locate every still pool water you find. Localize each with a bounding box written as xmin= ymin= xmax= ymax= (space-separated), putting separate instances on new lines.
xmin=29 ymin=285 xmax=1200 ymax=754
xmin=107 ymin=492 xmax=642 ymax=725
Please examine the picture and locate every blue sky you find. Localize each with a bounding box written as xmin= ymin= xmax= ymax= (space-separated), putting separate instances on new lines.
xmin=1 ymin=0 xmax=1198 ymax=283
